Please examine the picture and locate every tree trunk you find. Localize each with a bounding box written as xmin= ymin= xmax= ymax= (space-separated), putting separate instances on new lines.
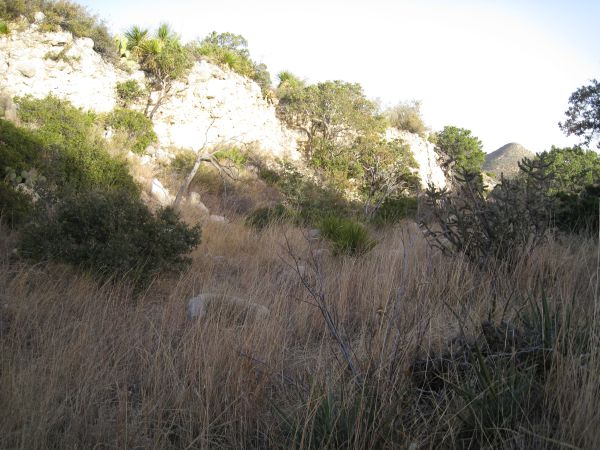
xmin=173 ymin=154 xmax=204 ymax=209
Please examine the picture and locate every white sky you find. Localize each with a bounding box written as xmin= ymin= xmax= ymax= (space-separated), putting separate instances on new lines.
xmin=81 ymin=0 xmax=600 ymax=153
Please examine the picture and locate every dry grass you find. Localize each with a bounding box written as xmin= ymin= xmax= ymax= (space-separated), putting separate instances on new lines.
xmin=0 ymin=220 xmax=598 ymax=449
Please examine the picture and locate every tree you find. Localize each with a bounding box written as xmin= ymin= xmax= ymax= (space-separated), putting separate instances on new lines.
xmin=433 ymin=126 xmax=485 ymax=173
xmin=540 ymin=146 xmax=600 ymax=194
xmin=277 ymin=80 xmax=385 ymax=160
xmin=559 ymin=79 xmax=600 ymax=149
xmin=355 ymin=137 xmax=419 ymax=219
xmin=126 ymin=23 xmax=193 ymax=119
xmin=385 ymin=100 xmax=428 ymax=136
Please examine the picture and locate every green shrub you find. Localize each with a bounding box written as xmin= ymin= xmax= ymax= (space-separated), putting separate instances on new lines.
xmin=106 ymin=108 xmax=157 ymax=154
xmin=170 ymin=149 xmax=196 ymax=176
xmin=15 ymin=95 xmax=138 ymax=195
xmin=0 ymin=119 xmax=40 ymax=174
xmin=0 ymin=20 xmax=8 ymax=35
xmin=0 ymin=183 xmax=32 ymax=228
xmin=319 ymin=216 xmax=375 ymax=256
xmin=214 ymin=146 xmax=248 ymax=168
xmin=245 ymin=203 xmax=291 ymax=230
xmin=19 ymin=189 xmax=201 ymax=281
xmin=39 ymin=1 xmax=118 ymax=63
xmin=555 ymin=184 xmax=600 ymax=233
xmin=115 ymin=80 xmax=144 ymax=107
xmin=372 ymin=196 xmax=418 ymax=226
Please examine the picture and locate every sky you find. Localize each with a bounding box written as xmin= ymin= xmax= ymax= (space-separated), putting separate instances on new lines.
xmin=79 ymin=0 xmax=600 ymax=153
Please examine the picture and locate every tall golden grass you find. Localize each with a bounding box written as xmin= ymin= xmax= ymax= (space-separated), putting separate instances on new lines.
xmin=0 ymin=220 xmax=598 ymax=449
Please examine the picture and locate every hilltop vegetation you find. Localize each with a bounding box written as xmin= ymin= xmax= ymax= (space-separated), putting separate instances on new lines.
xmin=1 ymin=2 xmax=600 ymax=449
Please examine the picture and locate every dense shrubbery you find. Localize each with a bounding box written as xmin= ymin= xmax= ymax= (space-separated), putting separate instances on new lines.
xmin=106 ymin=108 xmax=157 ymax=154
xmin=318 ymin=216 xmax=375 ymax=256
xmin=1 ymin=95 xmax=200 ymax=281
xmin=259 ymin=162 xmax=353 ymax=225
xmin=277 ymin=78 xmax=419 ymax=215
xmin=115 ymin=80 xmax=145 ymax=107
xmin=19 ymin=189 xmax=200 ymax=280
xmin=0 ymin=0 xmax=118 ymax=62
xmin=15 ymin=95 xmax=137 ymax=194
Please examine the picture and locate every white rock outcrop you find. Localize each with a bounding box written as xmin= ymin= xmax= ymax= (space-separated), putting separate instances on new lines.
xmin=0 ymin=28 xmax=127 ymax=112
xmin=0 ymin=26 xmax=299 ymax=160
xmin=386 ymin=128 xmax=446 ymax=189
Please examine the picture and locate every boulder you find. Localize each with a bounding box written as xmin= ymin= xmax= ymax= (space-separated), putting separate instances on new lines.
xmin=187 ymin=293 xmax=270 ymax=321
xmin=208 ymin=214 xmax=229 ymax=224
xmin=150 ymin=178 xmax=171 ymax=205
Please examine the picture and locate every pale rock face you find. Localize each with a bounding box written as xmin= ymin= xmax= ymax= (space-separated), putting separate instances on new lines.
xmin=153 ymin=60 xmax=300 ymax=160
xmin=150 ymin=178 xmax=172 ymax=205
xmin=0 ymin=27 xmax=300 ymax=161
xmin=0 ymin=28 xmax=125 ymax=112
xmin=385 ymin=128 xmax=446 ymax=189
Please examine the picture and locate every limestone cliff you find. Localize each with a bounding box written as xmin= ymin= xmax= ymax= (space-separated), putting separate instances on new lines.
xmin=0 ymin=24 xmax=446 ymax=189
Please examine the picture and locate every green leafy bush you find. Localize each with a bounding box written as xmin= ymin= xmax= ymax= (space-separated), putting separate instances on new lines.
xmin=115 ymin=80 xmax=144 ymax=107
xmin=0 ymin=183 xmax=32 ymax=228
xmin=555 ymin=184 xmax=600 ymax=233
xmin=19 ymin=189 xmax=201 ymax=280
xmin=214 ymin=146 xmax=248 ymax=168
xmin=245 ymin=203 xmax=292 ymax=230
xmin=106 ymin=108 xmax=157 ymax=154
xmin=15 ymin=95 xmax=137 ymax=195
xmin=0 ymin=20 xmax=8 ymax=35
xmin=319 ymin=216 xmax=375 ymax=256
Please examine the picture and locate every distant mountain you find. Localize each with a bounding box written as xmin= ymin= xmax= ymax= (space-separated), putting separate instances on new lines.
xmin=484 ymin=143 xmax=534 ymax=179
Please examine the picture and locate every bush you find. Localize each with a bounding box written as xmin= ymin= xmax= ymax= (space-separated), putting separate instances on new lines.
xmin=420 ymin=157 xmax=554 ymax=264
xmin=15 ymin=95 xmax=137 ymax=195
xmin=19 ymin=189 xmax=201 ymax=281
xmin=386 ymin=100 xmax=427 ymax=136
xmin=40 ymin=1 xmax=118 ymax=63
xmin=319 ymin=216 xmax=375 ymax=256
xmin=115 ymin=80 xmax=144 ymax=107
xmin=555 ymin=184 xmax=600 ymax=233
xmin=0 ymin=183 xmax=32 ymax=228
xmin=245 ymin=203 xmax=291 ymax=230
xmin=106 ymin=108 xmax=157 ymax=154
xmin=214 ymin=146 xmax=248 ymax=168
xmin=0 ymin=20 xmax=8 ymax=35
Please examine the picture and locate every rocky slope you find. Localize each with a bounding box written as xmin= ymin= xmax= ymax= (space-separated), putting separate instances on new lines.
xmin=386 ymin=128 xmax=447 ymax=189
xmin=484 ymin=142 xmax=534 ymax=179
xmin=0 ymin=23 xmax=446 ymax=190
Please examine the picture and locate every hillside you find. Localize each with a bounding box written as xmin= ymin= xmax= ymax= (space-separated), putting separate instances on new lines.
xmin=483 ymin=142 xmax=534 ymax=178
xmin=0 ymin=25 xmax=446 ymax=194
